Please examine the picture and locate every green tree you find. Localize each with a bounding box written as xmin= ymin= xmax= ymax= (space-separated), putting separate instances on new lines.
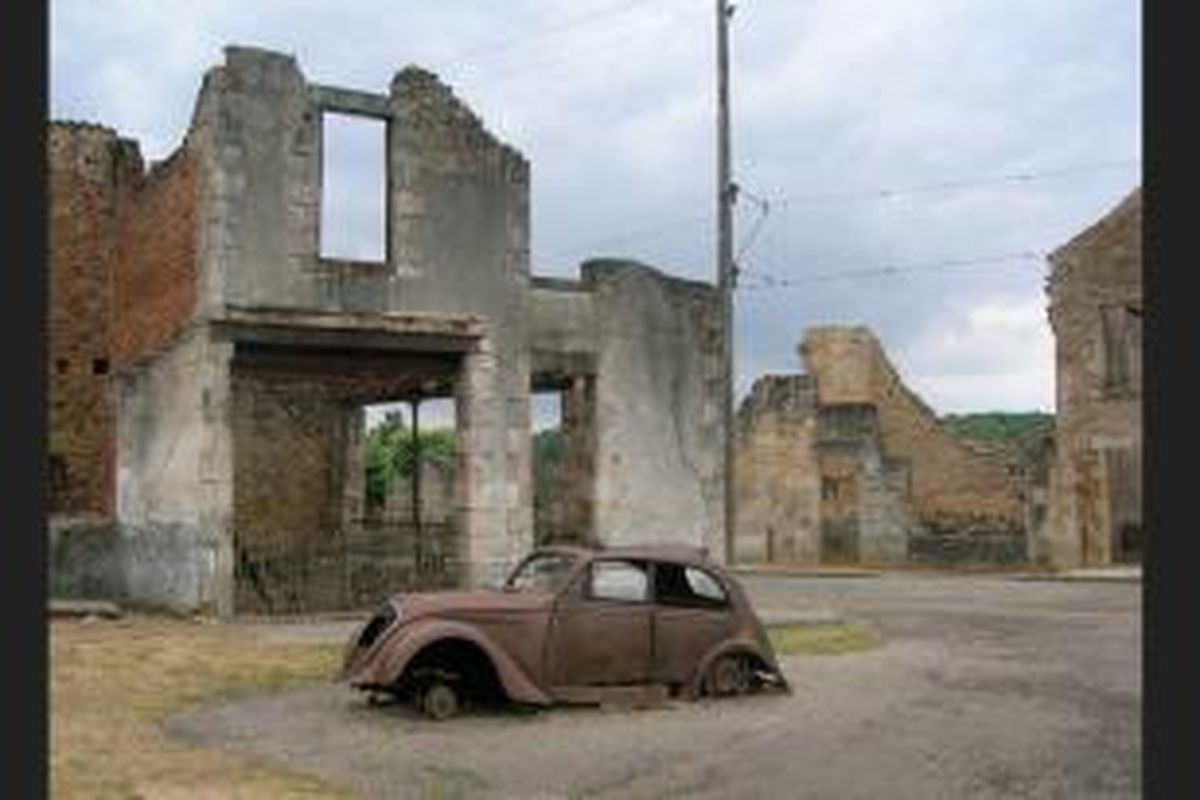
xmin=365 ymin=411 xmax=457 ymax=508
xmin=939 ymin=412 xmax=1053 ymax=441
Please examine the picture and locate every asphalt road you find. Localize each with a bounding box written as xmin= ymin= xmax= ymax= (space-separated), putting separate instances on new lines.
xmin=166 ymin=573 xmax=1141 ymax=799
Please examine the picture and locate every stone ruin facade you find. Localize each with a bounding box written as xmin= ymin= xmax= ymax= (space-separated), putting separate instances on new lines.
xmin=735 ymin=327 xmax=1034 ymax=566
xmin=48 ymin=45 xmax=725 ymax=615
xmin=1043 ymin=188 xmax=1142 ymax=566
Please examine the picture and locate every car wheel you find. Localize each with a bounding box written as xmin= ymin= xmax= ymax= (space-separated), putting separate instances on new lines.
xmin=706 ymin=654 xmax=751 ymax=697
xmin=420 ymin=680 xmax=460 ymax=721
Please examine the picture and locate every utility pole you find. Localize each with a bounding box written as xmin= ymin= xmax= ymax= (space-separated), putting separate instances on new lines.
xmin=716 ymin=0 xmax=736 ymax=565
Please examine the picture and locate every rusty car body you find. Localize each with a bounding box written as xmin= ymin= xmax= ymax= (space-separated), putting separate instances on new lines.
xmin=341 ymin=544 xmax=789 ymax=719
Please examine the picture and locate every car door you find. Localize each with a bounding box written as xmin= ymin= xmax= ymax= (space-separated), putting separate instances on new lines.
xmin=652 ymin=561 xmax=738 ymax=685
xmin=546 ymin=558 xmax=653 ymax=687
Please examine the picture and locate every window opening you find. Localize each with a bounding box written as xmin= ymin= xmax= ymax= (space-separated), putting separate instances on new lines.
xmin=320 ymin=113 xmax=386 ymax=262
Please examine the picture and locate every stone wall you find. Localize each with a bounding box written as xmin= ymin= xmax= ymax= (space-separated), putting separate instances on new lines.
xmin=585 ymin=260 xmax=726 ymax=560
xmin=803 ymin=327 xmax=1025 ymax=539
xmin=736 ymin=326 xmax=1031 ymax=566
xmin=1045 ymin=188 xmax=1142 ymax=566
xmin=734 ymin=375 xmax=820 ymax=563
xmin=49 ymin=45 xmax=725 ymax=613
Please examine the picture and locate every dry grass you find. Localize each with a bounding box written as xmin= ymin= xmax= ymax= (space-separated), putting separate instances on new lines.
xmin=50 ymin=615 xmax=353 ymax=800
xmin=767 ymin=622 xmax=881 ymax=656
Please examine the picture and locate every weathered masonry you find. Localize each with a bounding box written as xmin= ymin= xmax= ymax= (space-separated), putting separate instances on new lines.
xmin=48 ymin=45 xmax=724 ymax=615
xmin=735 ymin=327 xmax=1032 ymax=566
xmin=1043 ymin=188 xmax=1142 ymax=566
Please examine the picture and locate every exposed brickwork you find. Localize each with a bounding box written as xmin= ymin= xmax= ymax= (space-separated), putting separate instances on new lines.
xmin=231 ymin=367 xmax=346 ymax=613
xmin=47 ymin=124 xmax=119 ymax=517
xmin=112 ymin=150 xmax=198 ymax=367
xmin=48 ymin=122 xmax=200 ymax=517
xmin=1045 ymin=188 xmax=1142 ymax=566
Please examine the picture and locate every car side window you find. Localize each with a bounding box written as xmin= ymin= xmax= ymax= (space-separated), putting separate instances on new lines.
xmin=655 ymin=563 xmax=729 ymax=609
xmin=588 ymin=560 xmax=649 ymax=603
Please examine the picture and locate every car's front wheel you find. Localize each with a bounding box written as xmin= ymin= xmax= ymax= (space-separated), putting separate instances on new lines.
xmin=419 ymin=680 xmax=460 ymax=721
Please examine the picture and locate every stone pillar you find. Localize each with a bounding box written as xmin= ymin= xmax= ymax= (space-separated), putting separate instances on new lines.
xmin=456 ymin=343 xmax=513 ymax=587
xmin=561 ymin=374 xmax=597 ymax=544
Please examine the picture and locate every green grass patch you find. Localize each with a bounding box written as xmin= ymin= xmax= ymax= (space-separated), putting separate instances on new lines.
xmin=767 ymin=622 xmax=881 ymax=656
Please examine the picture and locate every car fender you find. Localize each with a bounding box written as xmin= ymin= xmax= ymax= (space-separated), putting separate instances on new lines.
xmin=684 ymin=637 xmax=787 ymax=699
xmin=353 ymin=618 xmax=552 ymax=705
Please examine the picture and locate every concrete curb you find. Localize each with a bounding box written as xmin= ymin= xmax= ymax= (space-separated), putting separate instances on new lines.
xmin=48 ymin=599 xmax=124 ymax=619
xmin=760 ymin=609 xmax=844 ymax=627
xmin=731 ymin=567 xmax=881 ymax=579
xmin=1008 ymin=572 xmax=1141 ymax=585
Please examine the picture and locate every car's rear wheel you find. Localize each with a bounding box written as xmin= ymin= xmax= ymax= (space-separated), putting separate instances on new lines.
xmin=705 ymin=654 xmax=752 ymax=697
xmin=419 ymin=680 xmax=460 ymax=721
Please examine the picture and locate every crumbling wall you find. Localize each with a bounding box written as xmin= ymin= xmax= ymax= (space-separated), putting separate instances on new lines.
xmin=112 ymin=145 xmax=198 ymax=367
xmin=113 ymin=328 xmax=234 ymax=613
xmin=734 ymin=375 xmax=820 ymax=563
xmin=803 ymin=326 xmax=1025 ymax=540
xmin=816 ymin=404 xmax=913 ymax=563
xmin=49 ymin=122 xmax=221 ymax=611
xmin=1046 ymin=188 xmax=1142 ymax=566
xmin=586 ymin=260 xmax=725 ymax=559
xmin=47 ymin=124 xmax=120 ymax=518
xmin=181 ymin=46 xmax=534 ymax=588
xmin=528 ymin=266 xmax=723 ymax=557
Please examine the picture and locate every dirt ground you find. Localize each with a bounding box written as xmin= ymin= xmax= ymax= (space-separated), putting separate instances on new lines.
xmin=157 ymin=573 xmax=1140 ymax=800
xmin=49 ymin=615 xmax=352 ymax=799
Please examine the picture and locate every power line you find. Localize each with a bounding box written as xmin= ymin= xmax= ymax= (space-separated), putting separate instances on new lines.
xmin=540 ymin=159 xmax=1138 ymax=260
xmin=737 ymin=251 xmax=1045 ymax=290
xmin=734 ymin=187 xmax=770 ymax=264
xmin=767 ymin=160 xmax=1141 ymax=207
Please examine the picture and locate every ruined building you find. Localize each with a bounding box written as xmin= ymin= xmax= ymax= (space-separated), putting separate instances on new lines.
xmin=49 ymin=46 xmax=724 ymax=615
xmin=735 ymin=327 xmax=1031 ymax=565
xmin=1043 ymin=188 xmax=1142 ymax=566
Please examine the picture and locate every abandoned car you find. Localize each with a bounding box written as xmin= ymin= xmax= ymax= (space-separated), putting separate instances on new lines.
xmin=341 ymin=545 xmax=789 ymax=719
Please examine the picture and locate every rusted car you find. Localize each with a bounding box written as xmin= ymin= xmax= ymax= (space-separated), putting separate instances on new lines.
xmin=341 ymin=545 xmax=789 ymax=719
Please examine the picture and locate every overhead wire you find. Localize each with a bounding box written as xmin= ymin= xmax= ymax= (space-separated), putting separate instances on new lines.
xmin=542 ymin=159 xmax=1139 ymax=262
xmin=736 ymin=251 xmax=1046 ymax=291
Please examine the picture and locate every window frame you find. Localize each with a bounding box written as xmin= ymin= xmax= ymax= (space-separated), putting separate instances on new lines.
xmin=652 ymin=561 xmax=731 ymax=610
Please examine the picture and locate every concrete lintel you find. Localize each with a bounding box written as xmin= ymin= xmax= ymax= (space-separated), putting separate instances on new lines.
xmin=531 ymin=350 xmax=597 ymax=390
xmin=219 ymin=305 xmax=486 ymax=346
xmin=308 ymin=84 xmax=391 ymax=118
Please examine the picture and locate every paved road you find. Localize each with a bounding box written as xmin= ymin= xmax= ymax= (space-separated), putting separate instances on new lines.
xmin=167 ymin=574 xmax=1141 ymax=799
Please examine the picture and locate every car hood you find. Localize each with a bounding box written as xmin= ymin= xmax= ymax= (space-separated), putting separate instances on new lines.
xmin=391 ymin=588 xmax=553 ymax=620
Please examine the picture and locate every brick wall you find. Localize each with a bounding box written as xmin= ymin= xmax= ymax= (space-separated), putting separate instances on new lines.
xmin=47 ymin=124 xmax=119 ymax=517
xmin=48 ymin=121 xmax=200 ymax=517
xmin=112 ymin=148 xmax=198 ymax=367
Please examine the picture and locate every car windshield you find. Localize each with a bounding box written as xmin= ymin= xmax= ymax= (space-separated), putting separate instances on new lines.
xmin=505 ymin=552 xmax=578 ymax=593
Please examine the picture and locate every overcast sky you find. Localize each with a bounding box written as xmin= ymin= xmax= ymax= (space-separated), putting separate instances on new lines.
xmin=50 ymin=0 xmax=1141 ymax=420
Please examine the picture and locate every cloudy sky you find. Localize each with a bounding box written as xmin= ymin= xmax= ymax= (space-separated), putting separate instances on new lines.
xmin=50 ymin=0 xmax=1141 ymax=418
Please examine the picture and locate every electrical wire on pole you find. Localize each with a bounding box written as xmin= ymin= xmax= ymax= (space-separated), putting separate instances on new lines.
xmin=716 ymin=0 xmax=736 ymax=565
